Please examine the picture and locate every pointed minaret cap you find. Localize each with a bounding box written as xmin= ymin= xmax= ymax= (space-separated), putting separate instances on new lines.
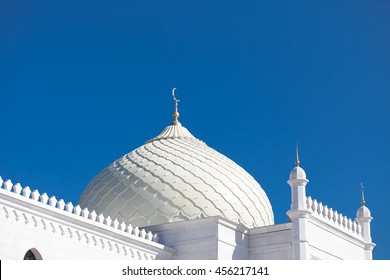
xmin=289 ymin=144 xmax=307 ymax=180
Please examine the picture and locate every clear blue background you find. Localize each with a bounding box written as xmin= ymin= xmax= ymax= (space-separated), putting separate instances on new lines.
xmin=1 ymin=1 xmax=389 ymax=259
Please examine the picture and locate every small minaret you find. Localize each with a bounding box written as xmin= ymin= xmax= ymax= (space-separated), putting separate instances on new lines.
xmin=287 ymin=145 xmax=311 ymax=259
xmin=287 ymin=145 xmax=309 ymax=211
xmin=355 ymin=183 xmax=375 ymax=259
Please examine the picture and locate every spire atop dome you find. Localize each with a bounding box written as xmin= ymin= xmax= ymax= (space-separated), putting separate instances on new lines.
xmin=295 ymin=143 xmax=300 ymax=166
xmin=361 ymin=182 xmax=366 ymax=206
xmin=146 ymin=88 xmax=196 ymax=143
xmin=289 ymin=145 xmax=307 ymax=180
xmin=171 ymin=87 xmax=181 ymax=125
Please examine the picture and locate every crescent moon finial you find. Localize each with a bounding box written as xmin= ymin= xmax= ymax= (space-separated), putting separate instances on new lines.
xmin=172 ymin=88 xmax=180 ymax=105
xmin=171 ymin=87 xmax=181 ymax=125
xmin=172 ymin=87 xmax=177 ymax=100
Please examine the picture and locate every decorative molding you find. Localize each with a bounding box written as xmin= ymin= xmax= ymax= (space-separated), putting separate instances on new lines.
xmin=0 ymin=176 xmax=174 ymax=260
xmin=0 ymin=176 xmax=159 ymax=243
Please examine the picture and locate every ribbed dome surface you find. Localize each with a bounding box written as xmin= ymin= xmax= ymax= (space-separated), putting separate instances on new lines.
xmin=79 ymin=122 xmax=274 ymax=228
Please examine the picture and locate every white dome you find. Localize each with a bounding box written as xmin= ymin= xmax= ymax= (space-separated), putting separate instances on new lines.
xmin=79 ymin=122 xmax=274 ymax=228
xmin=357 ymin=205 xmax=371 ymax=218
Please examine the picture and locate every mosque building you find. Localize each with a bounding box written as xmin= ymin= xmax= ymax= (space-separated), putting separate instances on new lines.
xmin=0 ymin=90 xmax=375 ymax=260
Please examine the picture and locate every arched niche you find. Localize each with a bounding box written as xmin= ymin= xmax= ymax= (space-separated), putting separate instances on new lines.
xmin=23 ymin=248 xmax=43 ymax=260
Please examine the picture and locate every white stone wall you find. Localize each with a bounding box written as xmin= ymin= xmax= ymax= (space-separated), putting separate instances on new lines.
xmin=217 ymin=220 xmax=248 ymax=260
xmin=147 ymin=216 xmax=257 ymax=260
xmin=307 ymin=219 xmax=366 ymax=260
xmin=147 ymin=216 xmax=293 ymax=260
xmin=146 ymin=217 xmax=220 ymax=259
xmin=305 ymin=197 xmax=367 ymax=260
xmin=248 ymin=223 xmax=292 ymax=260
xmin=147 ymin=212 xmax=368 ymax=260
xmin=0 ymin=177 xmax=174 ymax=260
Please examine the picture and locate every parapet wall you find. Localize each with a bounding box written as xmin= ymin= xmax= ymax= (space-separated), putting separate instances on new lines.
xmin=0 ymin=176 xmax=174 ymax=260
xmin=306 ymin=196 xmax=363 ymax=239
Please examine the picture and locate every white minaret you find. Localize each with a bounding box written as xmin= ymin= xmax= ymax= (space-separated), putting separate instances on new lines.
xmin=355 ymin=184 xmax=375 ymax=259
xmin=287 ymin=146 xmax=310 ymax=259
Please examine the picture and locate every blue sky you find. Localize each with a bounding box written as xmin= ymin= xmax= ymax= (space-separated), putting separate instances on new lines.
xmin=1 ymin=1 xmax=389 ymax=259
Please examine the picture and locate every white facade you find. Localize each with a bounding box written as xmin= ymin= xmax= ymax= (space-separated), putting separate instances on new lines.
xmin=0 ymin=106 xmax=375 ymax=260
xmin=0 ymin=170 xmax=375 ymax=260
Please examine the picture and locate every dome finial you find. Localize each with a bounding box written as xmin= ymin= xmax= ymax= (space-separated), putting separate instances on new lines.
xmin=171 ymin=87 xmax=181 ymax=125
xmin=361 ymin=182 xmax=366 ymax=206
xmin=295 ymin=143 xmax=300 ymax=166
